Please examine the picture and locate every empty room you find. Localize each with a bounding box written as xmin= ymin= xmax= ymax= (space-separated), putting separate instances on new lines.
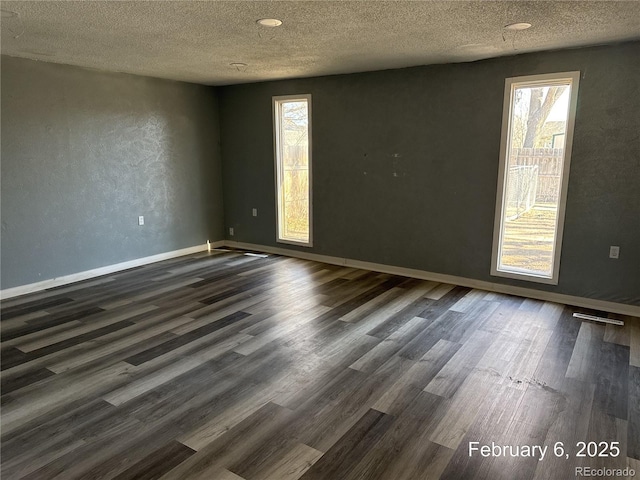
xmin=1 ymin=1 xmax=639 ymax=479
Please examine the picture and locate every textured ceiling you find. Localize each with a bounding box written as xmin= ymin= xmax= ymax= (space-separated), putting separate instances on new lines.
xmin=1 ymin=1 xmax=639 ymax=86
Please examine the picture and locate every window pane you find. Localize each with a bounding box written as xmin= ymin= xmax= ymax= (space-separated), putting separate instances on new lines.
xmin=275 ymin=98 xmax=311 ymax=244
xmin=494 ymin=75 xmax=577 ymax=283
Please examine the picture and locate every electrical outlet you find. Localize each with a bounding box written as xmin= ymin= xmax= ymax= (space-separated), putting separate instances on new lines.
xmin=609 ymin=246 xmax=620 ymax=259
xmin=138 ymin=216 xmax=144 ymax=226
xmin=229 ymin=227 xmax=234 ymax=236
xmin=252 ymin=208 xmax=258 ymax=217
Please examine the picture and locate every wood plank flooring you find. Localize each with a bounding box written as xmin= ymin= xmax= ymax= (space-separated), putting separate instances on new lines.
xmin=1 ymin=249 xmax=638 ymax=479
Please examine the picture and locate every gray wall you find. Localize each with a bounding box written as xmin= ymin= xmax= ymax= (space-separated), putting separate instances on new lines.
xmin=1 ymin=56 xmax=224 ymax=289
xmin=219 ymin=42 xmax=640 ymax=306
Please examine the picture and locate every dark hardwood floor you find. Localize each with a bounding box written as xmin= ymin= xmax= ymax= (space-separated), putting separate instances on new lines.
xmin=1 ymin=249 xmax=638 ymax=479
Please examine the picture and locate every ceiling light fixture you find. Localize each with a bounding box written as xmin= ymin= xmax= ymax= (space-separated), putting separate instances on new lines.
xmin=257 ymin=18 xmax=282 ymax=27
xmin=504 ymin=22 xmax=532 ymax=31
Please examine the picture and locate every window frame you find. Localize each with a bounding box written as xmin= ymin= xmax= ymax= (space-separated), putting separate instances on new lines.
xmin=273 ymin=94 xmax=313 ymax=247
xmin=490 ymin=71 xmax=580 ymax=285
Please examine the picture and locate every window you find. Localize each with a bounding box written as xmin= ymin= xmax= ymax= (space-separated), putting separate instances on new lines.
xmin=273 ymin=94 xmax=312 ymax=246
xmin=491 ymin=72 xmax=580 ymax=284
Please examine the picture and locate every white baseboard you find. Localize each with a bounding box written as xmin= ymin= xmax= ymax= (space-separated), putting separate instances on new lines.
xmin=3 ymin=238 xmax=638 ymax=318
xmin=0 ymin=242 xmax=224 ymax=300
xmin=225 ymin=240 xmax=640 ymax=317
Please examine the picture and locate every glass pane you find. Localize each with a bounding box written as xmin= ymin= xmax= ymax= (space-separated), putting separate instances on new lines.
xmin=498 ymin=83 xmax=571 ymax=277
xmin=279 ymin=100 xmax=309 ymax=243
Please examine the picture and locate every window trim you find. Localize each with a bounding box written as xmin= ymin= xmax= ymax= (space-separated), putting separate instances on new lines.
xmin=490 ymin=71 xmax=580 ymax=285
xmin=273 ymin=94 xmax=313 ymax=247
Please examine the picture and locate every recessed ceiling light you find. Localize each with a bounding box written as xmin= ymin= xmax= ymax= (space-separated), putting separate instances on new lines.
xmin=257 ymin=18 xmax=283 ymax=27
xmin=505 ymin=22 xmax=532 ymax=31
